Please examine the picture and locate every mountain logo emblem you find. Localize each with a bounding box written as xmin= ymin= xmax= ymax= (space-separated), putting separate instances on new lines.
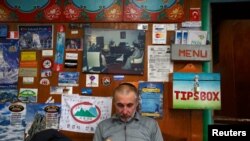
xmin=70 ymin=102 xmax=101 ymax=124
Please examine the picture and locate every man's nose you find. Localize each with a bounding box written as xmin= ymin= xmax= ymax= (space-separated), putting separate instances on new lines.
xmin=122 ymin=106 xmax=128 ymax=114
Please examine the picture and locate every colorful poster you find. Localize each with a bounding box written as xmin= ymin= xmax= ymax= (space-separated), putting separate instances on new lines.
xmin=0 ymin=102 xmax=26 ymax=141
xmin=59 ymin=94 xmax=112 ymax=133
xmin=25 ymin=103 xmax=61 ymax=139
xmin=0 ymin=39 xmax=19 ymax=85
xmin=138 ymin=82 xmax=164 ymax=118
xmin=18 ymin=25 xmax=53 ymax=50
xmin=58 ymin=72 xmax=79 ymax=86
xmin=53 ymin=32 xmax=65 ymax=71
xmin=172 ymin=73 xmax=221 ymax=109
xmin=0 ymin=39 xmax=19 ymax=102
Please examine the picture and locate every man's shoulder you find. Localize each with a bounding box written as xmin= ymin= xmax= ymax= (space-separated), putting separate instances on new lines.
xmin=97 ymin=118 xmax=114 ymax=127
xmin=139 ymin=115 xmax=157 ymax=123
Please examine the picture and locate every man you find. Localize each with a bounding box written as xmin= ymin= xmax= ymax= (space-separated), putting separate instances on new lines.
xmin=93 ymin=83 xmax=163 ymax=141
xmin=122 ymin=46 xmax=142 ymax=70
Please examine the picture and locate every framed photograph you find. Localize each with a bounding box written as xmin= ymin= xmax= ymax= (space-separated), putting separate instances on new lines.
xmin=82 ymin=28 xmax=146 ymax=75
xmin=65 ymin=38 xmax=83 ymax=51
xmin=18 ymin=25 xmax=53 ymax=50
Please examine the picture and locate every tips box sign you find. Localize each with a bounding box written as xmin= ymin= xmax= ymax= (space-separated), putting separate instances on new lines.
xmin=172 ymin=72 xmax=221 ymax=109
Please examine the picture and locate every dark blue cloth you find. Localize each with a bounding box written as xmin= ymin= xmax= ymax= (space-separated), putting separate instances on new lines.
xmin=30 ymin=129 xmax=71 ymax=141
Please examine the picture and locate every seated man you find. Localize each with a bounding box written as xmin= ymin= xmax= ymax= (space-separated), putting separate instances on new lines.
xmin=122 ymin=46 xmax=141 ymax=70
xmin=93 ymin=83 xmax=163 ymax=141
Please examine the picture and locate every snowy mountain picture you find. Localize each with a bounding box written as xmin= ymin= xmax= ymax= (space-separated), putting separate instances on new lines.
xmin=0 ymin=102 xmax=26 ymax=141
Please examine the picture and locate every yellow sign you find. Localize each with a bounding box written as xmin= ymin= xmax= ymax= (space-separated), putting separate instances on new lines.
xmin=21 ymin=52 xmax=37 ymax=61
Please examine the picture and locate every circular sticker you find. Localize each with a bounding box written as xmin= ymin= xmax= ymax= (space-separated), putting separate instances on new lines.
xmin=42 ymin=58 xmax=53 ymax=69
xmin=40 ymin=78 xmax=50 ymax=85
xmin=102 ymin=76 xmax=111 ymax=86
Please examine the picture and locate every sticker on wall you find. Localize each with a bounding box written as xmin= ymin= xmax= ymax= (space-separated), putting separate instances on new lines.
xmin=42 ymin=50 xmax=53 ymax=57
xmin=19 ymin=68 xmax=37 ymax=77
xmin=40 ymin=78 xmax=50 ymax=86
xmin=81 ymin=88 xmax=92 ymax=95
xmin=18 ymin=88 xmax=38 ymax=103
xmin=64 ymin=53 xmax=78 ymax=68
xmin=58 ymin=72 xmax=79 ymax=87
xmin=190 ymin=8 xmax=201 ymax=21
xmin=86 ymin=74 xmax=99 ymax=87
xmin=137 ymin=24 xmax=148 ymax=30
xmin=41 ymin=69 xmax=52 ymax=77
xmin=7 ymin=31 xmax=19 ymax=39
xmin=113 ymin=75 xmax=124 ymax=81
xmin=23 ymin=77 xmax=34 ymax=84
xmin=50 ymin=86 xmax=73 ymax=95
xmin=102 ymin=76 xmax=111 ymax=86
xmin=42 ymin=58 xmax=53 ymax=69
xmin=21 ymin=51 xmax=36 ymax=61
xmin=152 ymin=24 xmax=167 ymax=44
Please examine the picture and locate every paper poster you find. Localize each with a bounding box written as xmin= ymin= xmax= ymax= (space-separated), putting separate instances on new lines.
xmin=0 ymin=39 xmax=19 ymax=85
xmin=53 ymin=32 xmax=65 ymax=71
xmin=0 ymin=39 xmax=19 ymax=102
xmin=59 ymin=94 xmax=112 ymax=133
xmin=0 ymin=89 xmax=18 ymax=103
xmin=86 ymin=74 xmax=99 ymax=87
xmin=18 ymin=88 xmax=38 ymax=103
xmin=152 ymin=24 xmax=167 ymax=44
xmin=58 ymin=72 xmax=79 ymax=86
xmin=25 ymin=103 xmax=61 ymax=138
xmin=138 ymin=82 xmax=164 ymax=118
xmin=0 ymin=102 xmax=26 ymax=141
xmin=19 ymin=25 xmax=53 ymax=50
xmin=147 ymin=45 xmax=173 ymax=82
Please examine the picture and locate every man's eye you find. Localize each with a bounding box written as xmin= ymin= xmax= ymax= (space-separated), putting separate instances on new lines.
xmin=127 ymin=103 xmax=134 ymax=108
xmin=116 ymin=103 xmax=124 ymax=108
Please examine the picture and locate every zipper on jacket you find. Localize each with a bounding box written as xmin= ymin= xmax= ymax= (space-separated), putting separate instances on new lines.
xmin=124 ymin=123 xmax=127 ymax=141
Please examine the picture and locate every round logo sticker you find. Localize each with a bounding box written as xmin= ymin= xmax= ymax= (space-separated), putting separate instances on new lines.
xmin=102 ymin=76 xmax=111 ymax=86
xmin=42 ymin=58 xmax=53 ymax=69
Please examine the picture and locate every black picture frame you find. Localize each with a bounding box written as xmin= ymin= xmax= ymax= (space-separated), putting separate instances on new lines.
xmin=82 ymin=28 xmax=146 ymax=75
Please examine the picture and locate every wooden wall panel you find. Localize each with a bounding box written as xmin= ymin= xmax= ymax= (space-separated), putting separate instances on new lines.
xmin=5 ymin=0 xmax=204 ymax=141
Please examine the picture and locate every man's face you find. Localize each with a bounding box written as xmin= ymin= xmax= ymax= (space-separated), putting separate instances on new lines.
xmin=114 ymin=92 xmax=138 ymax=122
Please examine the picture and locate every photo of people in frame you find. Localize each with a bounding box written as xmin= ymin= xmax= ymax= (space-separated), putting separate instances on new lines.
xmin=65 ymin=38 xmax=83 ymax=51
xmin=82 ymin=28 xmax=146 ymax=75
xmin=18 ymin=25 xmax=53 ymax=50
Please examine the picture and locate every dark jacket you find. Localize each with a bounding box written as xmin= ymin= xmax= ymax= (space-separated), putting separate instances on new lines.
xmin=30 ymin=129 xmax=71 ymax=141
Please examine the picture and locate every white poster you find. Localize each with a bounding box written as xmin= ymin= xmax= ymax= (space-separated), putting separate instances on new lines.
xmin=152 ymin=24 xmax=167 ymax=44
xmin=59 ymin=94 xmax=112 ymax=133
xmin=148 ymin=45 xmax=173 ymax=82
